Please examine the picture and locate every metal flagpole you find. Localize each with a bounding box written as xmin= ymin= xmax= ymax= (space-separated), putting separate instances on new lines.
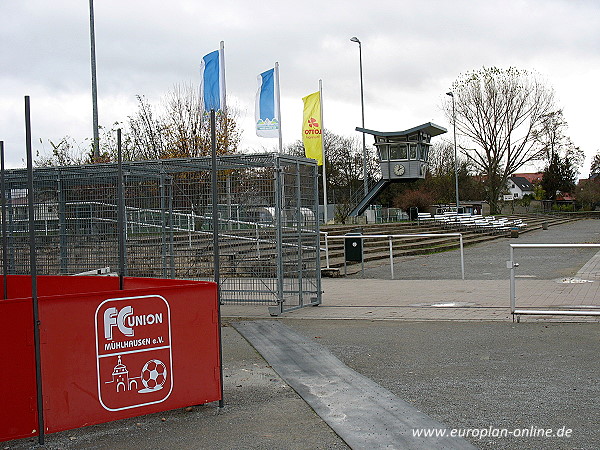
xmin=274 ymin=62 xmax=283 ymax=152
xmin=319 ymin=80 xmax=328 ymax=224
xmin=218 ymin=41 xmax=228 ymax=155
xmin=219 ymin=41 xmax=227 ymax=111
xmin=211 ymin=109 xmax=224 ymax=408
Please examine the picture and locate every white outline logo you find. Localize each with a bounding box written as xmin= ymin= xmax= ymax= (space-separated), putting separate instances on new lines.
xmin=95 ymin=295 xmax=173 ymax=411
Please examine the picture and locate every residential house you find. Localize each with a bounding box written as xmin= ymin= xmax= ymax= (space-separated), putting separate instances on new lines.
xmin=507 ymin=176 xmax=534 ymax=199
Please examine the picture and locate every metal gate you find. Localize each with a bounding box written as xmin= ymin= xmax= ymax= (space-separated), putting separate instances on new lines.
xmin=508 ymin=243 xmax=600 ymax=320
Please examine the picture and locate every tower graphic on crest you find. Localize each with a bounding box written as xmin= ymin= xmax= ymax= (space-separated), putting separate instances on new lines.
xmin=106 ymin=355 xmax=139 ymax=392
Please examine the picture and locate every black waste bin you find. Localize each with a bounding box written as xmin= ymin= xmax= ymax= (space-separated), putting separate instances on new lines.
xmin=345 ymin=230 xmax=363 ymax=262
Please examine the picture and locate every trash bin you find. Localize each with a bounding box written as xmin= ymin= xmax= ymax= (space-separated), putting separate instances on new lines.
xmin=542 ymin=221 xmax=548 ymax=230
xmin=344 ymin=230 xmax=363 ymax=262
xmin=510 ymin=227 xmax=519 ymax=238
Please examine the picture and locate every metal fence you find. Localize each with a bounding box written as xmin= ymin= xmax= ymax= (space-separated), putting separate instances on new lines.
xmin=509 ymin=243 xmax=600 ymax=320
xmin=2 ymin=154 xmax=322 ymax=314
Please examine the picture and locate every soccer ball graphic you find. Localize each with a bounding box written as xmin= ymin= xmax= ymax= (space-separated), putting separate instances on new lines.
xmin=140 ymin=359 xmax=167 ymax=391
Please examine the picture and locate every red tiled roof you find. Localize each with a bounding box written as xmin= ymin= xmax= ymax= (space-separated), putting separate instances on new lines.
xmin=512 ymin=172 xmax=543 ymax=184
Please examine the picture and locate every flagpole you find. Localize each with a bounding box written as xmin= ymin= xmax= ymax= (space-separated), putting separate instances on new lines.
xmin=319 ymin=80 xmax=328 ymax=224
xmin=274 ymin=62 xmax=282 ymax=152
xmin=219 ymin=41 xmax=226 ymax=111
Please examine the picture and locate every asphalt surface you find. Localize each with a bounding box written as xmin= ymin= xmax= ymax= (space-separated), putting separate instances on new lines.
xmin=235 ymin=321 xmax=476 ymax=449
xmin=348 ymin=219 xmax=600 ymax=280
xmin=281 ymin=319 xmax=600 ymax=450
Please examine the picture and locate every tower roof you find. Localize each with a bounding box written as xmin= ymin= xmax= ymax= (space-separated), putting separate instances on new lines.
xmin=356 ymin=122 xmax=447 ymax=138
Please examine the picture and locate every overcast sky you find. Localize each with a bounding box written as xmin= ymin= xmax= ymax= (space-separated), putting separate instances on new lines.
xmin=1 ymin=0 xmax=599 ymax=175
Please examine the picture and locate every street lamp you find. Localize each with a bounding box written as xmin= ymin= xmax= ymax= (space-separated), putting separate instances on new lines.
xmin=350 ymin=36 xmax=369 ymax=197
xmin=446 ymin=91 xmax=460 ymax=211
xmin=89 ymin=0 xmax=99 ymax=160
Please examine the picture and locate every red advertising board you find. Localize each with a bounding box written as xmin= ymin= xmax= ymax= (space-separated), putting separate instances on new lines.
xmin=0 ymin=298 xmax=38 ymax=441
xmin=0 ymin=276 xmax=221 ymax=442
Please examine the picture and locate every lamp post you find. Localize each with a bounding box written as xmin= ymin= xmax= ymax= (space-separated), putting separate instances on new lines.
xmin=350 ymin=37 xmax=368 ymax=197
xmin=446 ymin=91 xmax=460 ymax=211
xmin=89 ymin=0 xmax=99 ymax=160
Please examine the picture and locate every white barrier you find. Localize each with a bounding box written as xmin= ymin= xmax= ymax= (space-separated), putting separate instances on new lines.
xmin=323 ymin=232 xmax=465 ymax=280
xmin=509 ymin=243 xmax=600 ymax=320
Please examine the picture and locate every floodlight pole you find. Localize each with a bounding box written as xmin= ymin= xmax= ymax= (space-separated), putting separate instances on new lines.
xmin=351 ymin=37 xmax=368 ymax=198
xmin=89 ymin=0 xmax=100 ymax=160
xmin=447 ymin=91 xmax=460 ymax=210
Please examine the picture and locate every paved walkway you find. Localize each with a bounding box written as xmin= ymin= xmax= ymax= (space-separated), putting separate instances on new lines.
xmin=222 ymin=249 xmax=600 ymax=321
xmin=223 ymin=277 xmax=600 ymax=321
xmin=223 ymin=220 xmax=600 ymax=322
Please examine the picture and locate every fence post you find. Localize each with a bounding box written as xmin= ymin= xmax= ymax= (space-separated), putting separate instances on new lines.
xmin=25 ymin=95 xmax=45 ymax=445
xmin=273 ymin=156 xmax=284 ymax=315
xmin=255 ymin=223 xmax=260 ymax=258
xmin=167 ymin=177 xmax=175 ymax=278
xmin=509 ymin=245 xmax=516 ymax=315
xmin=188 ymin=212 xmax=192 ymax=249
xmin=295 ymin=161 xmax=303 ymax=307
xmin=389 ymin=236 xmax=394 ymax=279
xmin=459 ymin=233 xmax=465 ymax=280
xmin=57 ymin=172 xmax=68 ymax=274
xmin=160 ymin=170 xmax=168 ymax=278
xmin=324 ymin=232 xmax=330 ymax=269
xmin=117 ymin=129 xmax=126 ymax=287
xmin=0 ymin=141 xmax=6 ymax=297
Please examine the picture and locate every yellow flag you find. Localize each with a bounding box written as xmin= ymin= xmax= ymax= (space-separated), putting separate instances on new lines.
xmin=302 ymin=91 xmax=323 ymax=165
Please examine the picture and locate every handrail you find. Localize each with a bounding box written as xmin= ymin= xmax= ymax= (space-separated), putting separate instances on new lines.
xmin=322 ymin=232 xmax=464 ymax=280
xmin=509 ymin=243 xmax=600 ymax=319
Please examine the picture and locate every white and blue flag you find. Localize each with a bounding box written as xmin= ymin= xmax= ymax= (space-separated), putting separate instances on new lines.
xmin=255 ymin=67 xmax=280 ymax=138
xmin=200 ymin=45 xmax=226 ymax=112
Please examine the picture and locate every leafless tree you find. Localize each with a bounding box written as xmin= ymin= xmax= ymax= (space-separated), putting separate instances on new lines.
xmin=34 ymin=136 xmax=90 ymax=167
xmin=127 ymin=83 xmax=241 ymax=161
xmin=284 ymin=129 xmax=378 ymax=219
xmin=445 ymin=67 xmax=555 ymax=213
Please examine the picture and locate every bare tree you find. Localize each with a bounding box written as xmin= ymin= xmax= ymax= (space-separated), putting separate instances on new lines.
xmin=127 ymin=84 xmax=241 ymax=161
xmin=445 ymin=67 xmax=555 ymax=213
xmin=284 ymin=130 xmax=377 ymax=211
xmin=35 ymin=136 xmax=89 ymax=167
xmin=427 ymin=140 xmax=456 ymax=177
xmin=128 ymin=95 xmax=168 ymax=160
xmin=162 ymin=84 xmax=241 ymax=158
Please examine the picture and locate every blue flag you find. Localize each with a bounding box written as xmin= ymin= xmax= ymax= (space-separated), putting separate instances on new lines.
xmin=200 ymin=47 xmax=225 ymax=112
xmin=255 ymin=68 xmax=280 ymax=138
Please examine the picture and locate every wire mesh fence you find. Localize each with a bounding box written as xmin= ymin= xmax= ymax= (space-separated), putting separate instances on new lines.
xmin=2 ymin=154 xmax=322 ymax=313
